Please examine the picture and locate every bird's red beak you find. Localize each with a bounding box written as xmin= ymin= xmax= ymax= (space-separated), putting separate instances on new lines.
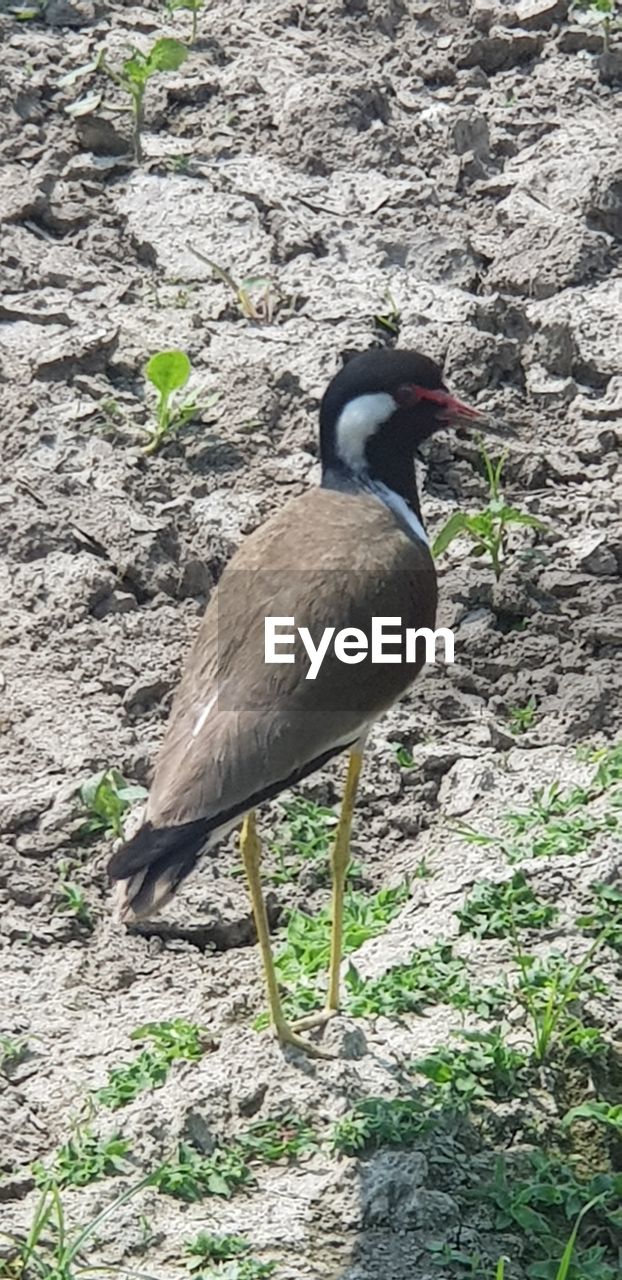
xmin=405 ymin=384 xmax=516 ymax=438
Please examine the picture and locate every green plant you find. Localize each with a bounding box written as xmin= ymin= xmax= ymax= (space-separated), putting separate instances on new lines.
xmin=33 ymin=1130 xmax=132 ymax=1189
xmin=237 ymin=1115 xmax=317 ymax=1163
xmin=152 ymin=1143 xmax=250 ymax=1201
xmin=413 ymin=1028 xmax=530 ymax=1105
xmin=577 ymin=882 xmax=622 ymax=952
xmin=374 ymin=288 xmax=401 ymax=336
xmin=432 ymin=437 xmax=544 ymax=579
xmin=481 ymin=1153 xmax=621 ymax=1280
xmin=343 ymin=943 xmax=507 ymax=1019
xmin=0 ymin=1034 xmax=29 ymax=1072
xmin=331 ymin=1096 xmax=432 ymax=1155
xmin=563 ymin=1101 xmax=622 ymax=1136
xmin=255 ymin=882 xmax=409 ymax=1025
xmin=267 ymin=797 xmax=338 ymax=885
xmin=100 ymin=38 xmax=188 ymax=162
xmin=143 ymin=349 xmax=218 ymax=455
xmin=189 ymin=247 xmax=281 ymax=323
xmin=392 ymin=741 xmax=416 ymax=769
xmin=152 ymin=1116 xmax=314 ymax=1203
xmin=185 ymin=1233 xmax=251 ymax=1267
xmin=96 ymin=1018 xmax=208 ymax=1109
xmin=0 ymin=1175 xmax=152 ymax=1280
xmin=513 ymin=948 xmax=607 ymax=1063
xmin=166 ymin=0 xmax=204 ymax=43
xmin=455 ymin=872 xmax=557 ymax=939
xmin=78 ymin=767 xmax=147 ymax=840
xmin=55 ymin=872 xmax=93 ymax=931
xmin=508 ymin=696 xmax=537 ymax=734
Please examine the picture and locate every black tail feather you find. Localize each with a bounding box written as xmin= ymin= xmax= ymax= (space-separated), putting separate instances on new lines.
xmin=108 ymin=819 xmax=209 ymax=881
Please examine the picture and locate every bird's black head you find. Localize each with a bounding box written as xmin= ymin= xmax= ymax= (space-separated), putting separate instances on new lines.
xmin=319 ymin=347 xmax=481 ymax=500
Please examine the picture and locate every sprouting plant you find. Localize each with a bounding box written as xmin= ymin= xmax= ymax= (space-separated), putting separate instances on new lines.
xmin=374 ymin=288 xmax=401 ymax=336
xmin=78 ymin=767 xmax=147 ymax=841
xmin=142 ymin=349 xmax=220 ymax=455
xmin=455 ymin=872 xmax=557 ymax=939
xmin=392 ymin=741 xmax=416 ymax=769
xmin=152 ymin=1143 xmax=251 ymax=1201
xmin=508 ymin=696 xmax=537 ymax=735
xmin=577 ymin=881 xmax=622 ymax=952
xmin=481 ymin=1154 xmax=620 ymax=1280
xmin=56 ymin=878 xmax=94 ymax=930
xmin=0 ymin=1175 xmax=152 ymax=1280
xmin=185 ymin=1232 xmax=252 ymax=1267
xmin=432 ymin=438 xmax=544 ymax=579
xmin=572 ymin=0 xmax=616 ymax=52
xmin=33 ymin=1130 xmax=132 ymax=1190
xmin=563 ymin=1101 xmax=622 ymax=1136
xmin=0 ymin=1034 xmax=29 ymax=1072
xmin=237 ymin=1115 xmax=317 ymax=1163
xmin=166 ymin=0 xmax=204 ymax=44
xmin=189 ymin=246 xmax=282 ymax=322
xmin=331 ymin=1096 xmax=433 ymax=1156
xmin=343 ymin=944 xmax=507 ymax=1020
xmin=99 ymin=38 xmax=188 ymax=162
xmin=254 ymin=883 xmax=410 ymax=1025
xmin=413 ymin=1028 xmax=530 ymax=1105
xmin=512 ymin=946 xmax=608 ymax=1063
xmin=267 ymin=797 xmax=339 ymax=885
xmin=96 ymin=1019 xmax=209 ymax=1109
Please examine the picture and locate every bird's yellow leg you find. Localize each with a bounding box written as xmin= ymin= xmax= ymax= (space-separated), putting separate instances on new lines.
xmin=292 ymin=749 xmax=364 ymax=1032
xmin=240 ymin=811 xmax=332 ymax=1058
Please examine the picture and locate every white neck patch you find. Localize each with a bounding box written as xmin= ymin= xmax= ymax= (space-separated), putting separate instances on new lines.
xmin=334 ymin=392 xmax=397 ymax=472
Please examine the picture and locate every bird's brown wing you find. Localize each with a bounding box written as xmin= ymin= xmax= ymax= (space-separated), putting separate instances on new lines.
xmin=108 ymin=487 xmax=436 ymax=916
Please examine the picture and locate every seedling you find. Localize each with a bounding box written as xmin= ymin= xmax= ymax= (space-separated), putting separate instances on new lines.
xmin=392 ymin=741 xmax=416 ymax=769
xmin=455 ymin=872 xmax=557 ymax=939
xmin=344 ymin=943 xmax=507 ymax=1019
xmin=99 ymin=38 xmax=188 ymax=162
xmin=374 ymin=288 xmax=401 ymax=337
xmin=331 ymin=1096 xmax=432 ymax=1155
xmin=166 ymin=0 xmax=204 ymax=44
xmin=153 ymin=1115 xmax=315 ymax=1202
xmin=188 ymin=246 xmax=282 ymax=323
xmin=254 ymin=882 xmax=409 ymax=1025
xmin=78 ymin=767 xmax=147 ymax=840
xmin=481 ymin=1154 xmax=620 ymax=1280
xmin=0 ymin=1175 xmax=152 ymax=1280
xmin=237 ymin=1115 xmax=317 ymax=1163
xmin=96 ymin=1018 xmax=208 ymax=1109
xmin=577 ymin=881 xmax=622 ymax=952
xmin=413 ymin=1028 xmax=530 ymax=1105
xmin=33 ymin=1129 xmax=132 ymax=1189
xmin=508 ymin=696 xmax=537 ymax=735
xmin=432 ymin=438 xmax=544 ymax=579
xmin=564 ymin=1100 xmax=622 ymax=1136
xmin=0 ymin=1034 xmax=29 ymax=1072
xmin=267 ymin=796 xmax=339 ymax=885
xmin=572 ymin=0 xmax=616 ymax=51
xmin=56 ymin=866 xmax=93 ymax=930
xmin=143 ymin=349 xmax=216 ymax=455
xmin=513 ymin=945 xmax=608 ymax=1062
xmin=185 ymin=1233 xmax=252 ymax=1267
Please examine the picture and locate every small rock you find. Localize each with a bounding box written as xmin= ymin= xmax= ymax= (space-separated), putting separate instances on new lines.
xmin=92 ymin=590 xmax=138 ymax=618
xmin=451 ymin=110 xmax=491 ymax=160
xmin=511 ymin=0 xmax=569 ymax=30
xmin=580 ymin=540 xmax=618 ymax=577
xmin=558 ymin=24 xmax=603 ymax=53
xmin=599 ymin=48 xmax=622 ymax=86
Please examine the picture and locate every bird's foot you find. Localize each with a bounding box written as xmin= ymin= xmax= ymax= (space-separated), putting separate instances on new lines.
xmin=290 ymin=1006 xmax=338 ymax=1033
xmin=273 ymin=1018 xmax=335 ymax=1059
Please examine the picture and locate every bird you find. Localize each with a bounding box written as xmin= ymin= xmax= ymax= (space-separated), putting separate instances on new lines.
xmin=108 ymin=346 xmax=499 ymax=1056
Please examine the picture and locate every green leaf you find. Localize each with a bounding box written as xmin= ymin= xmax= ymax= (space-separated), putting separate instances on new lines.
xmin=146 ymin=37 xmax=188 ymax=74
xmin=432 ymin=512 xmax=469 ymax=557
xmin=146 ymin=350 xmax=191 ymax=395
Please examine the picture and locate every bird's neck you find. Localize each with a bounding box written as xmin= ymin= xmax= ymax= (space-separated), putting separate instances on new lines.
xmin=321 ymin=457 xmax=427 ymax=543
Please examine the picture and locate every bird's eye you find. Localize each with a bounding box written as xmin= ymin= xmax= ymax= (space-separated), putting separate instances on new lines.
xmin=395 ymin=384 xmax=419 ymax=406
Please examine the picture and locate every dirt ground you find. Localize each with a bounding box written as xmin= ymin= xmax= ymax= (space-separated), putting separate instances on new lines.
xmin=1 ymin=0 xmax=622 ymax=1277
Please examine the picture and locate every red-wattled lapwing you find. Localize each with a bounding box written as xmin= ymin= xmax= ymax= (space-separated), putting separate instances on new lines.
xmin=108 ymin=348 xmax=501 ymax=1056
